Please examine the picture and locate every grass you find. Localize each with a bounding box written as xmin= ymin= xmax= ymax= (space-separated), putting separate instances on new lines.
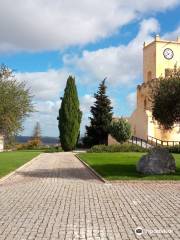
xmin=78 ymin=152 xmax=180 ymax=180
xmin=0 ymin=151 xmax=42 ymax=178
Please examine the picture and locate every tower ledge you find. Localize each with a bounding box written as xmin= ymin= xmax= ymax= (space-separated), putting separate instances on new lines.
xmin=144 ymin=35 xmax=180 ymax=49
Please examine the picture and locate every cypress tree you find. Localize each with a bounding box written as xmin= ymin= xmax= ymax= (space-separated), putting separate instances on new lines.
xmin=58 ymin=76 xmax=82 ymax=151
xmin=85 ymin=79 xmax=113 ymax=146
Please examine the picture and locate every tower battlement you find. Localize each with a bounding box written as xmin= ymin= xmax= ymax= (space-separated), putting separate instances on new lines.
xmin=144 ymin=35 xmax=180 ymax=48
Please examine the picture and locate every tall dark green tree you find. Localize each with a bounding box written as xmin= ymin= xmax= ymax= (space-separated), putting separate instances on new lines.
xmin=58 ymin=76 xmax=82 ymax=151
xmin=85 ymin=79 xmax=113 ymax=146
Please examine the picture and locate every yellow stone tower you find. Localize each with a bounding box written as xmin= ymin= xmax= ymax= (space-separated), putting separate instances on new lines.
xmin=129 ymin=35 xmax=180 ymax=143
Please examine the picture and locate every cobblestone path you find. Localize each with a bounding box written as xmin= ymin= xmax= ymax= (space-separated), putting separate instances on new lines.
xmin=0 ymin=152 xmax=179 ymax=240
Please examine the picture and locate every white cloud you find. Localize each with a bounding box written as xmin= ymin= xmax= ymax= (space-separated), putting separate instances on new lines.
xmin=67 ymin=18 xmax=159 ymax=86
xmin=23 ymin=111 xmax=59 ymax=137
xmin=16 ymin=69 xmax=69 ymax=101
xmin=35 ymin=100 xmax=61 ymax=114
xmin=80 ymin=94 xmax=95 ymax=113
xmin=80 ymin=94 xmax=94 ymax=134
xmin=22 ymin=99 xmax=61 ymax=136
xmin=23 ymin=94 xmax=95 ymax=136
xmin=0 ymin=0 xmax=179 ymax=52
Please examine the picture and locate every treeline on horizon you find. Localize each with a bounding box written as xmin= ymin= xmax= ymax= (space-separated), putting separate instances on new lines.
xmin=15 ymin=136 xmax=59 ymax=145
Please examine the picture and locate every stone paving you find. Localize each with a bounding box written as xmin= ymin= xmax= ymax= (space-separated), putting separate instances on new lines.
xmin=0 ymin=152 xmax=179 ymax=240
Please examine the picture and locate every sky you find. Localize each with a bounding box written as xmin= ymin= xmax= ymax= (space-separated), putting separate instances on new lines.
xmin=0 ymin=0 xmax=180 ymax=137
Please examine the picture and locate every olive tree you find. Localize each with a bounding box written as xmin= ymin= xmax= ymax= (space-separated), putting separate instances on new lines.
xmin=0 ymin=65 xmax=34 ymax=141
xmin=150 ymin=69 xmax=180 ymax=129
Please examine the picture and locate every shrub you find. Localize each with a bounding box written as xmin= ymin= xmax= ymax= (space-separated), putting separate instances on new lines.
xmin=16 ymin=143 xmax=28 ymax=150
xmin=15 ymin=139 xmax=41 ymax=150
xmin=16 ymin=143 xmax=63 ymax=152
xmin=110 ymin=118 xmax=131 ymax=143
xmin=88 ymin=143 xmax=147 ymax=153
xmin=4 ymin=143 xmax=16 ymax=150
xmin=26 ymin=139 xmax=41 ymax=149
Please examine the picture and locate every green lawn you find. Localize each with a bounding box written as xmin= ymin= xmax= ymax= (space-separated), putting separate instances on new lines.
xmin=0 ymin=151 xmax=42 ymax=178
xmin=78 ymin=152 xmax=180 ymax=180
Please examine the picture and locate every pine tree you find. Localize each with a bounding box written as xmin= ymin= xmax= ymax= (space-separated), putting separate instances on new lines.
xmin=85 ymin=79 xmax=113 ymax=146
xmin=58 ymin=76 xmax=82 ymax=151
xmin=27 ymin=122 xmax=41 ymax=147
xmin=32 ymin=122 xmax=41 ymax=142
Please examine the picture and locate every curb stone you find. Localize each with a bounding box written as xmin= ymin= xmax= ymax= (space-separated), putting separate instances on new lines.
xmin=75 ymin=153 xmax=106 ymax=183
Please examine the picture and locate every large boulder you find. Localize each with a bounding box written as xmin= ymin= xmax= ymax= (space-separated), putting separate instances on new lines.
xmin=137 ymin=147 xmax=176 ymax=174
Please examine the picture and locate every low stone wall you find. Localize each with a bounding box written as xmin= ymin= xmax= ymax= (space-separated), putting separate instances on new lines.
xmin=108 ymin=134 xmax=119 ymax=145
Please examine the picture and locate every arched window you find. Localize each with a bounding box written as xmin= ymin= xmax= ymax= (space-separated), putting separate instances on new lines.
xmin=147 ymin=71 xmax=152 ymax=81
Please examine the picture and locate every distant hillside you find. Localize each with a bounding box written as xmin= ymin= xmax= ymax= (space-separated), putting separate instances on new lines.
xmin=15 ymin=136 xmax=59 ymax=145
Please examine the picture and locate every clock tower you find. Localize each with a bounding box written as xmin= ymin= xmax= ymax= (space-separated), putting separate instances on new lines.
xmin=128 ymin=35 xmax=180 ymax=142
xmin=143 ymin=35 xmax=180 ymax=83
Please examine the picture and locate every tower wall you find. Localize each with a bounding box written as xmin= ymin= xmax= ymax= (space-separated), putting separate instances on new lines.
xmin=143 ymin=41 xmax=156 ymax=83
xmin=155 ymin=39 xmax=180 ymax=78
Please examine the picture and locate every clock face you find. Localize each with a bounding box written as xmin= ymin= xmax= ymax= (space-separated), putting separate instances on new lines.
xmin=163 ymin=48 xmax=174 ymax=60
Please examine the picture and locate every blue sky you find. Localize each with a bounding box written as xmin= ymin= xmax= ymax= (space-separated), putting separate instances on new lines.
xmin=0 ymin=0 xmax=180 ymax=137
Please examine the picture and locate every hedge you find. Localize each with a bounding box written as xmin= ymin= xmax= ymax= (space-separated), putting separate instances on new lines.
xmin=87 ymin=143 xmax=147 ymax=153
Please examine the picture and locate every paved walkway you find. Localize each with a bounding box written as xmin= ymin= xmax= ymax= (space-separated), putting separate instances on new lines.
xmin=0 ymin=153 xmax=179 ymax=240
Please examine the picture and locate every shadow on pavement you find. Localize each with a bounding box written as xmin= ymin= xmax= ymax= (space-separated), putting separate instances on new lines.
xmin=16 ymin=168 xmax=100 ymax=181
